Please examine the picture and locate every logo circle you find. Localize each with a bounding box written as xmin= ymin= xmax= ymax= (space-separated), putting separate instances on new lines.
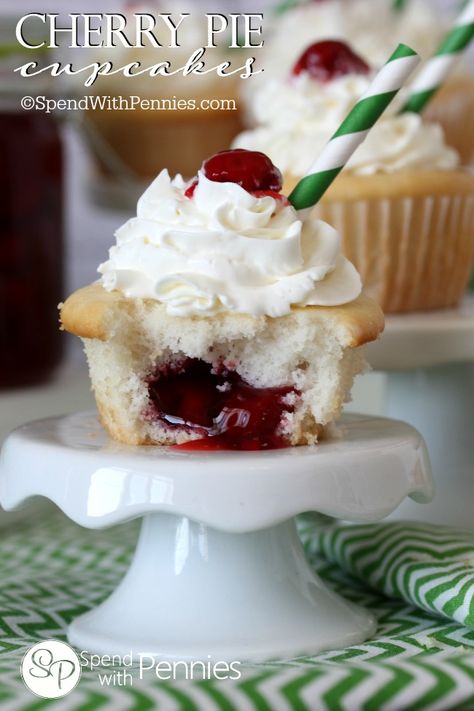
xmin=21 ymin=640 xmax=81 ymax=698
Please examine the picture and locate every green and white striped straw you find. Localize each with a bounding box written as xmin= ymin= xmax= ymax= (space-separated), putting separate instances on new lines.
xmin=393 ymin=0 xmax=408 ymax=11
xmin=274 ymin=0 xmax=301 ymax=15
xmin=401 ymin=0 xmax=474 ymax=114
xmin=288 ymin=44 xmax=420 ymax=212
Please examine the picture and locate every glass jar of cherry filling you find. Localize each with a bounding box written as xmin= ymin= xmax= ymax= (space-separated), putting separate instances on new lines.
xmin=0 ymin=22 xmax=64 ymax=388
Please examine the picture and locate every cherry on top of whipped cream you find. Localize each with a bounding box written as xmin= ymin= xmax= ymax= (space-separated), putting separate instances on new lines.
xmin=185 ymin=149 xmax=283 ymax=198
xmin=292 ymin=40 xmax=370 ymax=83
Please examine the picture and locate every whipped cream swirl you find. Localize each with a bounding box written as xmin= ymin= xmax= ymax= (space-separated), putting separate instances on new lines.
xmin=235 ymin=75 xmax=459 ymax=177
xmin=346 ymin=113 xmax=459 ymax=175
xmin=246 ymin=72 xmax=371 ymax=129
xmin=234 ymin=124 xmax=328 ymax=179
xmin=99 ymin=170 xmax=361 ymax=317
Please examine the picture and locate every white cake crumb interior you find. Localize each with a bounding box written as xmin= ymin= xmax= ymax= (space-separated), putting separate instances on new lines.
xmin=82 ymin=298 xmax=368 ymax=446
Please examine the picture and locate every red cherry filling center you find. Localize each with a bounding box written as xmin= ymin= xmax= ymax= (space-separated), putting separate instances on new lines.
xmin=147 ymin=359 xmax=297 ymax=450
xmin=292 ymin=40 xmax=370 ymax=83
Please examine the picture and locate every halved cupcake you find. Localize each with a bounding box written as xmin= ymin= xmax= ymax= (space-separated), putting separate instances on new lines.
xmin=60 ymin=149 xmax=384 ymax=450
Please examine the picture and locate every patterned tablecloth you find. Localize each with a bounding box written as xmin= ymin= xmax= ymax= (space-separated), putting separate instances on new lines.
xmin=0 ymin=511 xmax=473 ymax=711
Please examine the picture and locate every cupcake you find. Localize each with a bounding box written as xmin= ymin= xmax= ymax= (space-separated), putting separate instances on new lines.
xmin=236 ymin=41 xmax=474 ymax=314
xmin=309 ymin=124 xmax=474 ymax=313
xmin=265 ymin=0 xmax=444 ymax=77
xmin=80 ymin=2 xmax=243 ymax=204
xmin=241 ymin=0 xmax=443 ymax=119
xmin=60 ymin=149 xmax=384 ymax=450
xmin=424 ymin=75 xmax=474 ymax=166
xmin=243 ymin=0 xmax=474 ymax=163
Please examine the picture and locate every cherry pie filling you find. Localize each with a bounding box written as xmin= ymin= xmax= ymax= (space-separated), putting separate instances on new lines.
xmin=146 ymin=359 xmax=298 ymax=450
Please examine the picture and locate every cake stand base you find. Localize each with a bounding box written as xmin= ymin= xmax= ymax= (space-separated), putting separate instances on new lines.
xmin=69 ymin=513 xmax=374 ymax=662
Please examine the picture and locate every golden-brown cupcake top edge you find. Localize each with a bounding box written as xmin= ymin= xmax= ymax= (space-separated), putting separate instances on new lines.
xmin=60 ymin=283 xmax=383 ymax=347
xmin=284 ymin=169 xmax=474 ymax=202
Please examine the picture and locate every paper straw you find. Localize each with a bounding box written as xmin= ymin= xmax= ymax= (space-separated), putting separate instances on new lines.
xmin=274 ymin=0 xmax=301 ymax=15
xmin=401 ymin=0 xmax=474 ymax=114
xmin=288 ymin=44 xmax=420 ymax=212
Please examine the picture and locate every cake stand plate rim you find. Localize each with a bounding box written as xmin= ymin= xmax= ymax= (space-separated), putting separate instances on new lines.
xmin=0 ymin=411 xmax=433 ymax=532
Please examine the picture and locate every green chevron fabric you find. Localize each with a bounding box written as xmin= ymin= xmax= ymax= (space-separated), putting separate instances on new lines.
xmin=299 ymin=516 xmax=474 ymax=629
xmin=1 ymin=511 xmax=474 ymax=711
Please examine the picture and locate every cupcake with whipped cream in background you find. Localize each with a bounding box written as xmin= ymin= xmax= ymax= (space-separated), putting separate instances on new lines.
xmin=60 ymin=148 xmax=383 ymax=450
xmin=236 ymin=40 xmax=474 ymax=313
xmin=265 ymin=0 xmax=444 ymax=78
xmin=245 ymin=0 xmax=474 ymax=163
xmin=81 ymin=1 xmax=244 ymax=207
xmin=235 ymin=40 xmax=372 ymax=177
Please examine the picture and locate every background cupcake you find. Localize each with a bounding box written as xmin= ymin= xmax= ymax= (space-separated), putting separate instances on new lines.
xmin=234 ymin=40 xmax=372 ymax=176
xmin=236 ymin=39 xmax=474 ymax=313
xmin=79 ymin=1 xmax=245 ymax=207
xmin=243 ymin=0 xmax=474 ymax=163
xmin=265 ymin=0 xmax=445 ymax=77
xmin=311 ymin=114 xmax=474 ymax=314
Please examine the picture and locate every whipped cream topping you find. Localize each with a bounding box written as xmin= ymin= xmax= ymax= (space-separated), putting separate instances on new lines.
xmin=235 ymin=66 xmax=459 ymax=178
xmin=99 ymin=170 xmax=361 ymax=317
xmin=234 ymin=124 xmax=328 ymax=178
xmin=346 ymin=113 xmax=459 ymax=175
xmin=247 ymin=72 xmax=371 ymax=129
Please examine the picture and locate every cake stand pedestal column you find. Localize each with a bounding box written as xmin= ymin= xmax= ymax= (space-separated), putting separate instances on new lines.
xmin=68 ymin=514 xmax=373 ymax=661
xmin=368 ymin=297 xmax=474 ymax=530
xmin=0 ymin=411 xmax=432 ymax=662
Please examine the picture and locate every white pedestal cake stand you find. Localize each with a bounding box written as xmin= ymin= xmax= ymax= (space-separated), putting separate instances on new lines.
xmin=0 ymin=411 xmax=432 ymax=662
xmin=368 ymin=297 xmax=474 ymax=530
